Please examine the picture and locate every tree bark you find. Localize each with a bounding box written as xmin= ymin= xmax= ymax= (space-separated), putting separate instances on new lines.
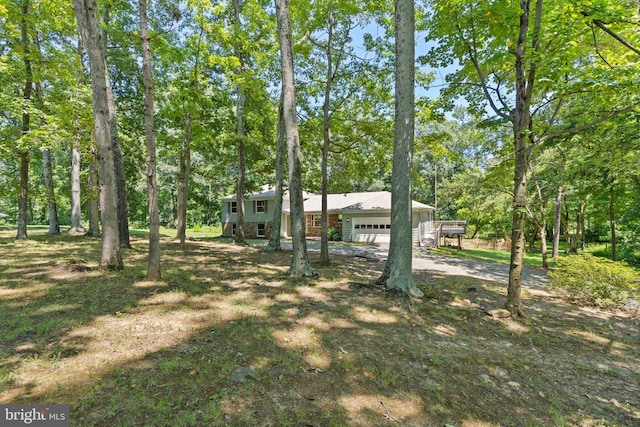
xmin=266 ymin=98 xmax=286 ymax=251
xmin=552 ymin=185 xmax=563 ymax=258
xmin=69 ymin=145 xmax=86 ymax=233
xmin=87 ymin=151 xmax=100 ymax=236
xmin=320 ymin=5 xmax=335 ymax=267
xmin=139 ymin=0 xmax=161 ymax=280
xmin=42 ymin=148 xmax=61 ymax=235
xmin=578 ymin=202 xmax=586 ymax=251
xmin=101 ymin=7 xmax=130 ymax=249
xmin=376 ymin=0 xmax=423 ymax=297
xmin=17 ymin=0 xmax=32 ymax=241
xmin=70 ymin=37 xmax=86 ymax=234
xmin=609 ymin=185 xmax=616 ymax=261
xmin=505 ymin=0 xmax=542 ymax=317
xmin=73 ymin=0 xmax=123 ymax=269
xmin=233 ymin=0 xmax=247 ymax=246
xmin=175 ymin=113 xmax=191 ymax=249
xmin=275 ymin=0 xmax=314 ymax=277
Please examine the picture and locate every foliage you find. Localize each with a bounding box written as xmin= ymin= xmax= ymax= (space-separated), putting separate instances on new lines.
xmin=549 ymin=254 xmax=640 ymax=309
xmin=327 ymin=227 xmax=341 ymax=241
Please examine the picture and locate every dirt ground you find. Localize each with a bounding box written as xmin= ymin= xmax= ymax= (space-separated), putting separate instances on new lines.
xmin=0 ymin=234 xmax=638 ymax=426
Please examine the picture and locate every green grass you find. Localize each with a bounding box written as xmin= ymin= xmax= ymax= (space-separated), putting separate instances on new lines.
xmin=431 ymin=246 xmax=555 ymax=268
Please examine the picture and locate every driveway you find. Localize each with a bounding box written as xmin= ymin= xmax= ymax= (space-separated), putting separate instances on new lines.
xmin=280 ymin=240 xmax=549 ymax=288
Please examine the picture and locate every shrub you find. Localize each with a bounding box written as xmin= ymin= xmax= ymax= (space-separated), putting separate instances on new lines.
xmin=327 ymin=228 xmax=342 ymax=241
xmin=549 ymin=254 xmax=640 ymax=309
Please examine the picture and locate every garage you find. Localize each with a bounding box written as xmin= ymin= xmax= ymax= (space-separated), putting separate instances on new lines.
xmin=352 ymin=217 xmax=391 ymax=243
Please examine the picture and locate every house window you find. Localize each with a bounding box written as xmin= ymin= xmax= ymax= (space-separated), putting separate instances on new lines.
xmin=311 ymin=215 xmax=322 ymax=228
xmin=255 ymin=200 xmax=266 ymax=213
xmin=231 ymin=224 xmax=236 ymax=236
xmin=257 ymin=223 xmax=266 ymax=237
xmin=230 ymin=201 xmax=237 ymax=213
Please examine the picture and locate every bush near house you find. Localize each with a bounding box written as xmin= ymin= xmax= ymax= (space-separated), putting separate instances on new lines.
xmin=327 ymin=227 xmax=342 ymax=241
xmin=549 ymin=254 xmax=640 ymax=310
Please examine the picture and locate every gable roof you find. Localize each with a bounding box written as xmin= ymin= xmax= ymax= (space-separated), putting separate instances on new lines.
xmin=296 ymin=191 xmax=434 ymax=213
xmin=222 ymin=187 xmax=435 ymax=213
xmin=221 ymin=185 xmax=312 ymax=201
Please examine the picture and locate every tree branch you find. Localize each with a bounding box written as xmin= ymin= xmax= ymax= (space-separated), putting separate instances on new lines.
xmin=592 ymin=19 xmax=640 ymax=56
xmin=454 ymin=14 xmax=511 ymax=121
xmin=591 ymin=23 xmax=614 ymax=69
xmin=536 ymin=102 xmax=640 ymax=145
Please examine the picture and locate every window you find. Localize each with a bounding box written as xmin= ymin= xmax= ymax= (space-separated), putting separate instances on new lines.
xmin=231 ymin=224 xmax=236 ymax=236
xmin=230 ymin=201 xmax=237 ymax=213
xmin=257 ymin=223 xmax=266 ymax=237
xmin=255 ymin=200 xmax=267 ymax=213
xmin=311 ymin=215 xmax=322 ymax=228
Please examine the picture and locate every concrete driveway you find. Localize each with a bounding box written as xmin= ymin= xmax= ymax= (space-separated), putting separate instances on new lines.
xmin=281 ymin=240 xmax=549 ymax=288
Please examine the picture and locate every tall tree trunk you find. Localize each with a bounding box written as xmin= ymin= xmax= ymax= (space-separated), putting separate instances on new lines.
xmin=539 ymin=226 xmax=548 ymax=268
xmin=70 ymin=37 xmax=86 ymax=234
xmin=578 ymin=202 xmax=586 ymax=251
xmin=552 ymin=185 xmax=563 ymax=258
xmin=376 ymin=0 xmax=423 ymax=297
xmin=505 ymin=0 xmax=542 ymax=317
xmin=530 ymin=165 xmax=548 ymax=267
xmin=609 ymin=185 xmax=616 ymax=261
xmin=234 ymin=86 xmax=247 ymax=245
xmin=42 ymin=148 xmax=60 ymax=235
xmin=320 ymin=5 xmax=335 ymax=267
xmin=101 ymin=7 xmax=130 ymax=249
xmin=17 ymin=0 xmax=32 ymax=241
xmin=69 ymin=145 xmax=86 ymax=233
xmin=87 ymin=151 xmax=100 ymax=236
xmin=275 ymin=0 xmax=314 ymax=277
xmin=529 ymin=224 xmax=536 ymax=252
xmin=140 ymin=0 xmax=161 ymax=280
xmin=175 ymin=113 xmax=191 ymax=249
xmin=73 ymin=0 xmax=123 ymax=270
xmin=233 ymin=0 xmax=247 ymax=246
xmin=266 ymin=98 xmax=286 ymax=251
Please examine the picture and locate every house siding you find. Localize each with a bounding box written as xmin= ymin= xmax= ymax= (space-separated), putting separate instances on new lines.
xmin=221 ymin=199 xmax=274 ymax=238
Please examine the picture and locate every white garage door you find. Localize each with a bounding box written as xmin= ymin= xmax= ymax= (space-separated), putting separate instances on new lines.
xmin=353 ymin=217 xmax=391 ymax=242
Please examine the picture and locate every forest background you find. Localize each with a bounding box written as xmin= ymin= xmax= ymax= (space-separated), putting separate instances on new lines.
xmin=0 ymin=0 xmax=639 ymax=266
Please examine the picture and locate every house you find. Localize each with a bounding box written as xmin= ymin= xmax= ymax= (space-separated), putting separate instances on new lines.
xmin=221 ymin=186 xmax=439 ymax=246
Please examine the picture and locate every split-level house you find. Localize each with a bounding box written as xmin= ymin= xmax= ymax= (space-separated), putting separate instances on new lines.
xmin=220 ymin=186 xmax=464 ymax=247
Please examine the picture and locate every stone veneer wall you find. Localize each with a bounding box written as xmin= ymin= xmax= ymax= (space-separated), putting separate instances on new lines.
xmin=305 ymin=214 xmax=342 ymax=237
xmin=222 ymin=221 xmax=272 ymax=238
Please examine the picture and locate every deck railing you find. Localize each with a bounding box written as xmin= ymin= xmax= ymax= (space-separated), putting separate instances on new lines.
xmin=435 ymin=220 xmax=467 ymax=235
xmin=420 ymin=220 xmax=467 ymax=248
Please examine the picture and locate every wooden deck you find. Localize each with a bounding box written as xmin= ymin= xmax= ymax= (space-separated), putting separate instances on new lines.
xmin=419 ymin=220 xmax=467 ymax=248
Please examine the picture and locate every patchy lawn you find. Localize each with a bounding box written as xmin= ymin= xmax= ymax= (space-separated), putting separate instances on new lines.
xmin=0 ymin=230 xmax=638 ymax=426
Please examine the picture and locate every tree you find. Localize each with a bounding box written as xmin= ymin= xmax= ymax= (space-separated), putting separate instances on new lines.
xmin=73 ymin=0 xmax=123 ymax=269
xmin=232 ymin=0 xmax=248 ymax=246
xmin=376 ymin=0 xmax=423 ymax=297
xmin=69 ymin=145 xmax=86 ymax=233
xmin=266 ymin=99 xmax=286 ymax=251
xmin=100 ymin=5 xmax=131 ymax=249
xmin=275 ymin=0 xmax=315 ymax=277
xmin=16 ymin=0 xmax=32 ymax=241
xmin=139 ymin=0 xmax=160 ymax=279
xmin=424 ymin=0 xmax=639 ymax=316
xmin=69 ymin=38 xmax=87 ymax=234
